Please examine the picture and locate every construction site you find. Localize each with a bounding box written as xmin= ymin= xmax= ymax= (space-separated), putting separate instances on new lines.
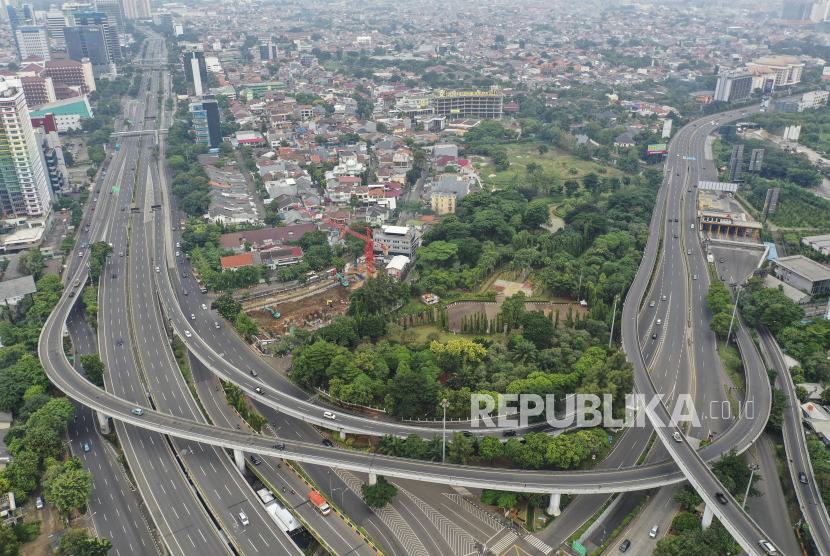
xmin=244 ymin=272 xmax=362 ymax=337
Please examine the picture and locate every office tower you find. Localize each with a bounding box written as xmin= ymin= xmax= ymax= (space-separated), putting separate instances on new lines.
xmin=73 ymin=10 xmax=120 ymax=60
xmin=0 ymin=78 xmax=54 ymax=219
xmin=64 ymin=25 xmax=109 ymax=65
xmin=46 ymin=11 xmax=67 ymax=50
xmin=7 ymin=4 xmax=32 ymax=28
xmin=182 ymin=43 xmax=207 ymax=96
xmin=120 ymin=0 xmax=136 ymax=21
xmin=190 ymin=95 xmax=221 ymax=148
xmin=713 ymin=70 xmax=754 ymax=102
xmin=259 ymin=42 xmax=278 ymax=60
xmin=61 ymin=2 xmax=91 ymax=25
xmin=14 ymin=27 xmax=51 ymax=61
xmin=93 ymin=0 xmax=124 ymax=35
xmin=136 ymin=0 xmax=148 ymax=17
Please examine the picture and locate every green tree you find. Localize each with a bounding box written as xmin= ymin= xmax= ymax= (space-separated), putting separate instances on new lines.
xmin=672 ymin=511 xmax=702 ymax=533
xmin=478 ymin=435 xmax=504 ymax=463
xmin=705 ymin=281 xmax=733 ymax=315
xmin=674 ymin=485 xmax=703 ymax=511
xmin=71 ymin=537 xmax=113 ymax=556
xmin=522 ymin=200 xmax=551 ymax=229
xmin=0 ymin=525 xmax=21 ymax=556
xmin=58 ymin=528 xmax=90 ymax=554
xmin=361 ymin=476 xmax=397 ymax=508
xmin=766 ymin=388 xmax=789 ymax=433
xmin=80 ymin=354 xmax=105 ymax=388
xmin=235 ymin=312 xmax=258 ymax=338
xmin=18 ymin=249 xmax=45 ymax=280
xmin=385 ymin=362 xmax=440 ymax=419
xmin=709 ymin=312 xmax=733 ymax=338
xmin=415 ymin=241 xmax=458 ymax=269
xmin=44 ymin=466 xmax=93 ymax=513
xmin=447 ymin=431 xmax=475 ymax=465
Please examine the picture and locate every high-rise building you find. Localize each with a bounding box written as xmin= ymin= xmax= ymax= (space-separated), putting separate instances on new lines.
xmin=19 ymin=76 xmax=56 ymax=107
xmin=781 ymin=0 xmax=830 ymax=21
xmin=182 ymin=44 xmax=207 ymax=96
xmin=45 ymin=11 xmax=67 ymax=50
xmin=0 ymin=78 xmax=54 ymax=219
xmin=61 ymin=2 xmax=91 ymax=25
xmin=746 ymin=56 xmax=805 ymax=88
xmin=259 ymin=43 xmax=279 ymax=60
xmin=43 ymin=60 xmax=95 ymax=95
xmin=119 ymin=0 xmax=136 ymax=21
xmin=190 ymin=95 xmax=222 ymax=148
xmin=137 ymin=0 xmax=149 ymax=17
xmin=73 ymin=9 xmax=121 ymax=60
xmin=7 ymin=4 xmax=32 ymax=28
xmin=713 ymin=70 xmax=754 ymax=102
xmin=14 ymin=27 xmax=51 ymax=61
xmin=93 ymin=0 xmax=124 ymax=35
xmin=64 ymin=25 xmax=109 ymax=66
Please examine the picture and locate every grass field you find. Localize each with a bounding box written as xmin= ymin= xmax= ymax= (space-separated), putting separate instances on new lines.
xmin=472 ymin=142 xmax=627 ymax=189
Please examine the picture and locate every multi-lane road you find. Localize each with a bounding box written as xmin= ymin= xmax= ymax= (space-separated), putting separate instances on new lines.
xmin=40 ymin=54 xmax=828 ymax=556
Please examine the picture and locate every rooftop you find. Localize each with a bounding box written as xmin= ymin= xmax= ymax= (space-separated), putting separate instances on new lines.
xmin=774 ymin=255 xmax=830 ymax=282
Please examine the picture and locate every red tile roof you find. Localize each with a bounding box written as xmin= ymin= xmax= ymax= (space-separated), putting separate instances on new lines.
xmin=220 ymin=253 xmax=254 ymax=269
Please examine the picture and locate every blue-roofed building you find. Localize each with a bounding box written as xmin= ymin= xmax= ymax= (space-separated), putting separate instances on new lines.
xmin=29 ymin=96 xmax=93 ymax=132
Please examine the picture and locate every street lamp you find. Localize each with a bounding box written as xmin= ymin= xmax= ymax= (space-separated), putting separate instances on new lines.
xmin=725 ymin=283 xmax=745 ymax=345
xmin=741 ymin=462 xmax=759 ymax=510
xmin=440 ymin=398 xmax=450 ymax=463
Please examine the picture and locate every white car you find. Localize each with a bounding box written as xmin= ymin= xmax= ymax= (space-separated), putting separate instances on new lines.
xmin=201 ymin=304 xmax=207 ymax=310
xmin=324 ymin=411 xmax=336 ymax=420
xmin=184 ymin=330 xmax=192 ymax=338
xmin=239 ymin=510 xmax=249 ymax=526
xmin=175 ymin=251 xmax=179 ymax=257
xmin=649 ymin=525 xmax=659 ymax=538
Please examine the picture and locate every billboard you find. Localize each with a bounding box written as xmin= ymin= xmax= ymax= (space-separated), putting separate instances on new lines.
xmin=647 ymin=144 xmax=667 ymax=155
xmin=695 ymin=95 xmax=713 ymax=104
xmin=823 ymin=66 xmax=830 ymax=76
xmin=763 ymin=78 xmax=775 ymax=95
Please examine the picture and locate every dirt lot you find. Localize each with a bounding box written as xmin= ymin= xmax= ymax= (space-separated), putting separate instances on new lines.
xmin=19 ymin=499 xmax=61 ymax=556
xmin=447 ymin=300 xmax=589 ymax=333
xmin=248 ymin=280 xmax=358 ymax=337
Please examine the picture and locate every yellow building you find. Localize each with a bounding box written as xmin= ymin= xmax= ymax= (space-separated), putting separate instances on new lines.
xmin=431 ymin=192 xmax=457 ymax=214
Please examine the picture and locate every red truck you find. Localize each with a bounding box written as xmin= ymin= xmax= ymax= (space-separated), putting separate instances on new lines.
xmin=308 ymin=491 xmax=331 ymax=515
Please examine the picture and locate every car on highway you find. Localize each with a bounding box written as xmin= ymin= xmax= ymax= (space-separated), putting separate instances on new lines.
xmin=674 ymin=217 xmax=679 ymax=222
xmin=250 ymin=369 xmax=258 ymax=377
xmin=254 ymin=387 xmax=264 ymax=394
xmin=324 ymin=411 xmax=336 ymax=420
xmin=119 ymin=251 xmax=123 ymax=256
xmin=672 ymin=432 xmax=682 ymax=442
xmin=674 ymin=233 xmax=678 ymax=238
xmin=182 ymin=272 xmax=187 ymax=277
xmin=649 ymin=301 xmax=655 ymax=307
xmin=112 ymin=273 xmax=117 ymax=279
xmin=693 ymin=275 xmax=698 ymax=280
xmin=176 ymin=242 xmax=180 ymax=248
xmin=502 ymin=430 xmax=517 ymax=437
xmin=201 ymin=304 xmax=207 ymax=310
xmin=687 ymin=249 xmax=691 ymax=255
xmin=649 ymin=525 xmax=659 ymax=538
xmin=688 ymin=188 xmax=691 ymax=192
xmin=121 ymin=206 xmax=125 ymax=211
xmin=214 ymin=321 xmax=220 ymax=329
xmin=184 ymin=330 xmax=192 ymax=338
xmin=720 ymin=275 xmax=725 ymax=281
xmin=155 ymin=266 xmax=159 ymax=272
xmin=619 ymin=539 xmax=630 ymax=552
xmin=273 ymin=442 xmax=285 ymax=450
xmin=656 ymin=319 xmax=662 ymax=325
xmin=652 ymin=333 xmax=657 ymax=339
xmin=719 ymin=258 xmax=724 ymax=263
xmin=690 ymin=224 xmax=694 ymax=229
xmin=249 ymin=454 xmax=262 ymax=465
xmin=758 ymin=540 xmax=778 ymax=555
xmin=799 ymin=472 xmax=808 ymax=484
xmin=715 ymin=492 xmax=728 ymax=504
xmin=68 ymin=291 xmax=75 ymax=297
xmin=322 ymin=438 xmax=334 ymax=447
xmin=190 ymin=313 xmax=195 ymax=320
xmin=238 ymin=510 xmax=249 ymax=526
xmin=175 ymin=251 xmax=179 ymax=256
xmin=83 ymin=442 xmax=90 ymax=452
xmin=73 ymin=279 xmax=80 ymax=287
xmin=183 ymin=289 xmax=188 ymax=296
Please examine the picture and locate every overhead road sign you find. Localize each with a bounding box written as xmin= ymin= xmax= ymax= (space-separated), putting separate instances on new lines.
xmin=698 ymin=181 xmax=738 ymax=192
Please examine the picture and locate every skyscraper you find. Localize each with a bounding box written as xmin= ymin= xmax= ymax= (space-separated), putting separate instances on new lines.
xmin=0 ymin=77 xmax=54 ymax=219
xmin=119 ymin=0 xmax=136 ymax=21
xmin=136 ymin=0 xmax=149 ymax=17
xmin=182 ymin=44 xmax=207 ymax=96
xmin=6 ymin=4 xmax=32 ymax=28
xmin=46 ymin=10 xmax=68 ymax=50
xmin=73 ymin=9 xmax=121 ymax=61
xmin=93 ymin=0 xmax=124 ymax=35
xmin=64 ymin=25 xmax=109 ymax=66
xmin=14 ymin=27 xmax=51 ymax=61
xmin=190 ymin=95 xmax=222 ymax=148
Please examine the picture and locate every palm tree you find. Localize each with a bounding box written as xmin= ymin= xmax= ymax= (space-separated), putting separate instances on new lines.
xmin=424 ymin=435 xmax=443 ymax=461
xmin=512 ymin=340 xmax=538 ymax=365
xmin=376 ymin=434 xmax=405 ymax=457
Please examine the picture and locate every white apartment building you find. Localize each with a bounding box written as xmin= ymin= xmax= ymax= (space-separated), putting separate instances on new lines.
xmin=14 ymin=27 xmax=51 ymax=61
xmin=0 ymin=78 xmax=53 ymax=219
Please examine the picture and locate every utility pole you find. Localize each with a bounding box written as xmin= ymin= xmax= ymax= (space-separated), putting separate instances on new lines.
xmin=725 ymin=284 xmax=743 ymax=345
xmin=609 ymin=294 xmax=620 ymax=349
xmin=742 ymin=462 xmax=759 ymax=509
xmin=440 ymin=398 xmax=450 ymax=463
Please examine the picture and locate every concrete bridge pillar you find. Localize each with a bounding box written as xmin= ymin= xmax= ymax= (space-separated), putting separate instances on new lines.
xmin=547 ymin=493 xmax=562 ymax=516
xmin=368 ymin=472 xmax=377 ymax=486
xmin=339 ymin=429 xmax=346 ymax=440
xmin=702 ymin=503 xmax=714 ymax=530
xmin=96 ymin=411 xmax=110 ymax=434
xmin=233 ymin=449 xmax=246 ymax=473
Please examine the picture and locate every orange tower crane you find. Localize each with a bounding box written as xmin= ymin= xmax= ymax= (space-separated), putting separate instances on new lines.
xmin=292 ymin=206 xmax=388 ymax=274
